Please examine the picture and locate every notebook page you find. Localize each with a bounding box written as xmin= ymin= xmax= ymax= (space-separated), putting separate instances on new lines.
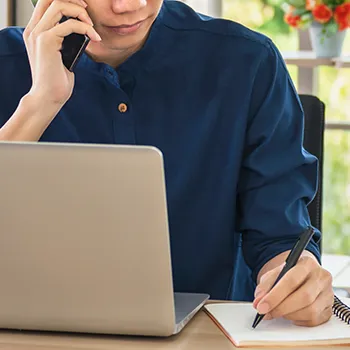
xmin=205 ymin=298 xmax=350 ymax=345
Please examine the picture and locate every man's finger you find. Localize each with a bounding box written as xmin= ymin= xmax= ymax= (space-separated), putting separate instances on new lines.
xmin=33 ymin=1 xmax=92 ymax=35
xmin=256 ymin=258 xmax=315 ymax=314
xmin=26 ymin=0 xmax=87 ymax=34
xmin=293 ymin=305 xmax=333 ymax=327
xmin=27 ymin=0 xmax=54 ymax=33
xmin=254 ymin=264 xmax=284 ymax=298
xmin=50 ymin=19 xmax=101 ymax=43
xmin=269 ymin=280 xmax=330 ymax=319
xmin=253 ymin=265 xmax=284 ymax=309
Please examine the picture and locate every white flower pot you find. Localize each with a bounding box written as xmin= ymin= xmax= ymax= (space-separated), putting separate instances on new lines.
xmin=309 ymin=22 xmax=347 ymax=57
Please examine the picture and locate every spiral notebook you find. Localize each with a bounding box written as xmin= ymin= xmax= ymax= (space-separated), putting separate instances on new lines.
xmin=204 ymin=296 xmax=350 ymax=347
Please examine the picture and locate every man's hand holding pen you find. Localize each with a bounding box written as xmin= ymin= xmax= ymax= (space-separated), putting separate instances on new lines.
xmin=252 ymin=229 xmax=334 ymax=328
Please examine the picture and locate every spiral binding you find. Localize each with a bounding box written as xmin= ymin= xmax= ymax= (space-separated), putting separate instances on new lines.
xmin=333 ymin=295 xmax=350 ymax=325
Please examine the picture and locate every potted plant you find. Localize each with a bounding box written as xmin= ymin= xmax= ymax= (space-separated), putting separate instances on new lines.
xmin=282 ymin=0 xmax=350 ymax=57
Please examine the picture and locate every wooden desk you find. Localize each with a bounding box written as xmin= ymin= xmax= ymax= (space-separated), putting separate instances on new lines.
xmin=0 ymin=308 xmax=349 ymax=350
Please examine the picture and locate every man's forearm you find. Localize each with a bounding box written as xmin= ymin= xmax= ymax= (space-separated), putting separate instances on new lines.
xmin=257 ymin=250 xmax=319 ymax=284
xmin=0 ymin=93 xmax=61 ymax=142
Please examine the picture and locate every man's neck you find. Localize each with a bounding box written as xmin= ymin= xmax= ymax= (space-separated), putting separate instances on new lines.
xmin=86 ymin=41 xmax=144 ymax=69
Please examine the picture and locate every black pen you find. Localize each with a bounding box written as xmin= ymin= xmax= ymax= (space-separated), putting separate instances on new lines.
xmin=252 ymin=226 xmax=315 ymax=329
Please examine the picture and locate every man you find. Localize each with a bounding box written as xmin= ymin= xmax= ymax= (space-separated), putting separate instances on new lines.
xmin=0 ymin=0 xmax=333 ymax=326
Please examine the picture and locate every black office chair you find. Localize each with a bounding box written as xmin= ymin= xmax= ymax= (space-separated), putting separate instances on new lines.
xmin=300 ymin=94 xmax=350 ymax=298
xmin=299 ymin=94 xmax=325 ymax=240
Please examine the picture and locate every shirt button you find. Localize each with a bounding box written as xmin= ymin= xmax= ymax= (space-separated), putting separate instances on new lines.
xmin=118 ymin=103 xmax=128 ymax=113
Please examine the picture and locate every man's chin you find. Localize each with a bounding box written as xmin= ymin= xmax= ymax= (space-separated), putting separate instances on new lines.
xmin=87 ymin=36 xmax=140 ymax=52
xmin=103 ymin=28 xmax=149 ymax=48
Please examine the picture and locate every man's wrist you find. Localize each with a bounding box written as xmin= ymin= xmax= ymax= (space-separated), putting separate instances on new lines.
xmin=23 ymin=92 xmax=64 ymax=118
xmin=257 ymin=250 xmax=319 ymax=284
xmin=0 ymin=93 xmax=62 ymax=142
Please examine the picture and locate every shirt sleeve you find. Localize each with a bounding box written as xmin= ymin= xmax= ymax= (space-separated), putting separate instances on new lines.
xmin=238 ymin=39 xmax=321 ymax=283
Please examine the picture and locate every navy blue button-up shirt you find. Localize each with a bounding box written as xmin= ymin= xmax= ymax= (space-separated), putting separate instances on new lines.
xmin=0 ymin=0 xmax=321 ymax=301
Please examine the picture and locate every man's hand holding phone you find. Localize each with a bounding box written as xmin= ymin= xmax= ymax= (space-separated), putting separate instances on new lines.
xmin=0 ymin=0 xmax=102 ymax=141
xmin=23 ymin=0 xmax=101 ymax=107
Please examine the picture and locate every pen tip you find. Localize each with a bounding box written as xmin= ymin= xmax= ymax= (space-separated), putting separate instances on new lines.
xmin=252 ymin=314 xmax=263 ymax=329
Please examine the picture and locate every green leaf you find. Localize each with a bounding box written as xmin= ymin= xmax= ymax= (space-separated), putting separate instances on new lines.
xmin=264 ymin=0 xmax=285 ymax=6
xmin=324 ymin=18 xmax=340 ymax=36
xmin=292 ymin=8 xmax=309 ymax=16
xmin=323 ymin=0 xmax=346 ymax=7
xmin=285 ymin=0 xmax=306 ymax=8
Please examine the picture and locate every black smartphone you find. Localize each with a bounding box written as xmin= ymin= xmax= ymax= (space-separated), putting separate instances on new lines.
xmin=30 ymin=1 xmax=90 ymax=71
xmin=59 ymin=16 xmax=90 ymax=71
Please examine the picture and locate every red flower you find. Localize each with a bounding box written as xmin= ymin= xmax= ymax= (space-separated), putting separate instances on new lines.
xmin=312 ymin=4 xmax=333 ymax=24
xmin=284 ymin=12 xmax=302 ymax=28
xmin=337 ymin=20 xmax=348 ymax=31
xmin=334 ymin=3 xmax=350 ymax=31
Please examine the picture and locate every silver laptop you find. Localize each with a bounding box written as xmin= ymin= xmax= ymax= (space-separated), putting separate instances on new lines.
xmin=0 ymin=141 xmax=209 ymax=336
